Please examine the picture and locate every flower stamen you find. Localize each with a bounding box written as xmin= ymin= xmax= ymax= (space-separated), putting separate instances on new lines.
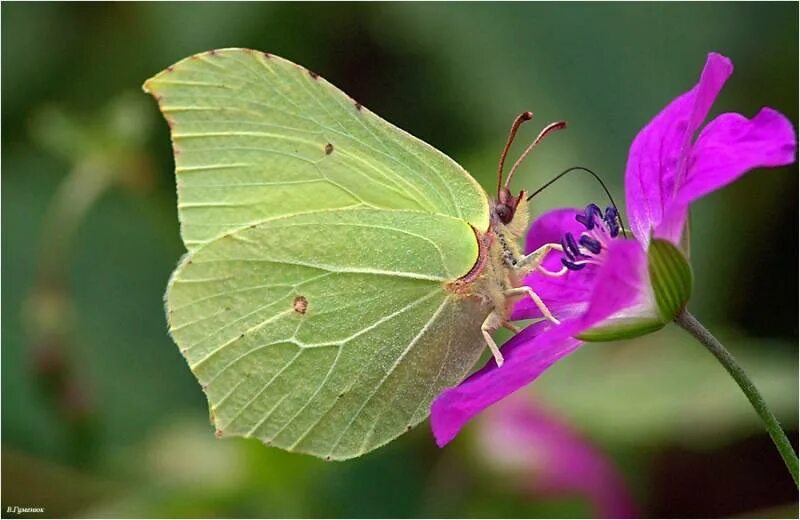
xmin=578 ymin=235 xmax=602 ymax=254
xmin=561 ymin=204 xmax=622 ymax=271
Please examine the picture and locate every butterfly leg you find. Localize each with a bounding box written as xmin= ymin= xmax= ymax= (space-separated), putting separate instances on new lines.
xmin=503 ymin=321 xmax=521 ymax=333
xmin=504 ymin=286 xmax=560 ymax=324
xmin=481 ymin=311 xmax=506 ymax=367
xmin=513 ymin=243 xmax=564 ymax=275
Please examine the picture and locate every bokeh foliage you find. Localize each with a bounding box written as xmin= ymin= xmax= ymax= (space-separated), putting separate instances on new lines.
xmin=2 ymin=2 xmax=797 ymax=517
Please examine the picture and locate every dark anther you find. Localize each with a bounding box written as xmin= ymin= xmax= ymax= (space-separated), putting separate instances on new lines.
xmin=579 ymin=235 xmax=602 ymax=255
xmin=576 ymin=203 xmax=602 ymax=230
xmin=563 ymin=232 xmax=581 ymax=258
xmin=561 ymin=236 xmax=575 ymax=261
xmin=561 ymin=258 xmax=586 ymax=271
xmin=604 ymin=206 xmax=620 ymax=237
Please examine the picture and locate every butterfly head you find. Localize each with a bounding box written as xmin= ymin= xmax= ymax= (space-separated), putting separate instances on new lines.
xmin=493 ymin=187 xmax=524 ymax=225
xmin=494 ymin=112 xmax=566 ymax=224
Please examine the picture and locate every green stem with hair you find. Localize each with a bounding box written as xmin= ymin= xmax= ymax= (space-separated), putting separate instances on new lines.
xmin=674 ymin=309 xmax=798 ymax=486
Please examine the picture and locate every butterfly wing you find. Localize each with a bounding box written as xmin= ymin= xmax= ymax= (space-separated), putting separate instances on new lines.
xmin=146 ymin=49 xmax=492 ymax=459
xmin=143 ymin=48 xmax=489 ymax=249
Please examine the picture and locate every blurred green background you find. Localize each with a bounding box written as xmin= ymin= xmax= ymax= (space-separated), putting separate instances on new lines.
xmin=2 ymin=2 xmax=797 ymax=518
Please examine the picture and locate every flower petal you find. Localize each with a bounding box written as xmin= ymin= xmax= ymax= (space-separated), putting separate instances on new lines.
xmin=653 ymin=108 xmax=796 ymax=242
xmin=431 ymin=320 xmax=578 ymax=448
xmin=625 ymin=53 xmax=733 ymax=245
xmin=525 ymin=207 xmax=586 ymax=252
xmin=513 ymin=208 xmax=597 ymax=321
xmin=580 ymin=240 xmax=650 ymax=324
xmin=677 ymin=108 xmax=797 ymax=205
xmin=476 ymin=396 xmax=638 ymax=518
xmin=651 ymin=202 xmax=688 ymax=245
xmin=431 ymin=240 xmax=646 ymax=447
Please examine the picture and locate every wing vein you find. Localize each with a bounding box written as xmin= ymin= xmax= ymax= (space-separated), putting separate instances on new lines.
xmin=286 ymin=289 xmax=443 ymax=450
xmin=326 ymin=296 xmax=452 ymax=457
xmin=219 ymin=349 xmax=303 ymax=431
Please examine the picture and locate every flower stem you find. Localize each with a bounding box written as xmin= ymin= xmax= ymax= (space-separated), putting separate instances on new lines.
xmin=675 ymin=309 xmax=798 ymax=486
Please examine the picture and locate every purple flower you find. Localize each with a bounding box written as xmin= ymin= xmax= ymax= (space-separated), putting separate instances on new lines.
xmin=431 ymin=52 xmax=796 ymax=447
xmin=475 ymin=394 xmax=637 ymax=518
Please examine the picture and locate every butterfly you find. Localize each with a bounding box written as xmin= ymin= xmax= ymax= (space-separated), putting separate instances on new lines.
xmin=144 ymin=48 xmax=565 ymax=460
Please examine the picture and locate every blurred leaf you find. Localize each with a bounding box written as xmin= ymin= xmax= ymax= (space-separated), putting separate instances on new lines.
xmin=1 ymin=448 xmax=120 ymax=517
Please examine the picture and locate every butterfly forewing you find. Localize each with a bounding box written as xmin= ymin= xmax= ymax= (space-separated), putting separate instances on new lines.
xmin=144 ymin=48 xmax=489 ymax=250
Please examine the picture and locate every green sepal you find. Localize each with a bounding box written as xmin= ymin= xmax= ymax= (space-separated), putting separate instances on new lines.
xmin=577 ymin=317 xmax=665 ymax=342
xmin=648 ymin=238 xmax=693 ymax=321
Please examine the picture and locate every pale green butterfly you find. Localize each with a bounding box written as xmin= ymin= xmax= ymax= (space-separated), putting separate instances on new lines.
xmin=144 ymin=48 xmax=566 ymax=460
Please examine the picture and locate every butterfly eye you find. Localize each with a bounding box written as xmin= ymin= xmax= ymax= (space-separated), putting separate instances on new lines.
xmin=495 ymin=204 xmax=513 ymax=224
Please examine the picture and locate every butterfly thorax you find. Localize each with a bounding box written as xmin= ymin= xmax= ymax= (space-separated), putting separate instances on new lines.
xmin=446 ymin=194 xmax=532 ymax=321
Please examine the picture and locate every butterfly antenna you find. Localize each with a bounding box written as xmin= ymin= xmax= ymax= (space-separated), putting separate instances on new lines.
xmin=526 ymin=165 xmax=628 ymax=238
xmin=504 ymin=120 xmax=567 ymax=190
xmin=496 ymin=111 xmax=534 ymax=197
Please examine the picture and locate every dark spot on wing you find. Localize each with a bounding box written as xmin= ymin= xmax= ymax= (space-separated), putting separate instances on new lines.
xmin=354 ymin=101 xmax=362 ymax=111
xmin=215 ymin=428 xmax=223 ymax=438
xmin=262 ymin=51 xmax=272 ymax=59
xmin=293 ymin=295 xmax=308 ymax=314
xmin=308 ymin=69 xmax=319 ymax=79
xmin=324 ymin=143 xmax=334 ymax=155
xmin=208 ymin=49 xmax=217 ymax=56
